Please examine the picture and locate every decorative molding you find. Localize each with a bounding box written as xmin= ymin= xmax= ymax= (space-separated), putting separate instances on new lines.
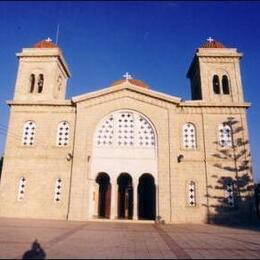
xmin=72 ymin=84 xmax=181 ymax=105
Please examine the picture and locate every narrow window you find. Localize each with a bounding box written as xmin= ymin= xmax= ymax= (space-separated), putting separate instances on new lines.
xmin=29 ymin=74 xmax=35 ymax=93
xmin=38 ymin=74 xmax=44 ymax=93
xmin=183 ymin=123 xmax=196 ymax=149
xmin=225 ymin=181 xmax=235 ymax=207
xmin=54 ymin=178 xmax=62 ymax=202
xmin=222 ymin=75 xmax=230 ymax=95
xmin=57 ymin=121 xmax=70 ymax=146
xmin=218 ymin=123 xmax=232 ymax=148
xmin=188 ymin=181 xmax=196 ymax=207
xmin=22 ymin=121 xmax=36 ymax=146
xmin=213 ymin=75 xmax=220 ymax=94
xmin=57 ymin=75 xmax=62 ymax=91
xmin=17 ymin=177 xmax=26 ymax=201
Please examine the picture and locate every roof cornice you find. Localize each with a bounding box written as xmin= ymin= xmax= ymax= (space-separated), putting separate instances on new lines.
xmin=72 ymin=82 xmax=182 ymax=105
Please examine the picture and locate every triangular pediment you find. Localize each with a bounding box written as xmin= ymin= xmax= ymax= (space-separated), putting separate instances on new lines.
xmin=72 ymin=82 xmax=182 ymax=105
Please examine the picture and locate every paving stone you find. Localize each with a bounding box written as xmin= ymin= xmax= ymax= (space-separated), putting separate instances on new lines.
xmin=0 ymin=218 xmax=260 ymax=259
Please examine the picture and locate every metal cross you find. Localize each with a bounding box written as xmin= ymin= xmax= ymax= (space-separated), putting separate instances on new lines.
xmin=207 ymin=37 xmax=214 ymax=43
xmin=46 ymin=37 xmax=52 ymax=42
xmin=123 ymin=72 xmax=133 ymax=81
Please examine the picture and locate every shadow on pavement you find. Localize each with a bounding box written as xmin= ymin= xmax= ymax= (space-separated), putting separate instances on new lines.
xmin=22 ymin=239 xmax=46 ymax=259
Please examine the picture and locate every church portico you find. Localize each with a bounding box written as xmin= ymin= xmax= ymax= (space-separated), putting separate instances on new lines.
xmin=91 ymin=171 xmax=157 ymax=221
xmin=88 ymin=109 xmax=158 ymax=221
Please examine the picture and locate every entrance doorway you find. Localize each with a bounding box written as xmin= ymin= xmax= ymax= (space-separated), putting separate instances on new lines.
xmin=117 ymin=173 xmax=133 ymax=219
xmin=138 ymin=174 xmax=156 ymax=220
xmin=96 ymin=173 xmax=111 ymax=218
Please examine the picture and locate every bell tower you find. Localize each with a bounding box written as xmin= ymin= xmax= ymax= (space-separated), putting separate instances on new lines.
xmin=13 ymin=38 xmax=71 ymax=102
xmin=187 ymin=38 xmax=244 ymax=103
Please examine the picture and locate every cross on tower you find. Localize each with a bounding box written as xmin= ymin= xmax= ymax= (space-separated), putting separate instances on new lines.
xmin=207 ymin=37 xmax=214 ymax=43
xmin=46 ymin=37 xmax=52 ymax=42
xmin=123 ymin=72 xmax=133 ymax=81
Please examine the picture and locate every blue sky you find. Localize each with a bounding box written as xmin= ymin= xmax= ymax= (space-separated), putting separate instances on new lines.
xmin=0 ymin=1 xmax=260 ymax=181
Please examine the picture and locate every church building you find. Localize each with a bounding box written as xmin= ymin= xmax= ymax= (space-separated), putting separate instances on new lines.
xmin=0 ymin=38 xmax=254 ymax=224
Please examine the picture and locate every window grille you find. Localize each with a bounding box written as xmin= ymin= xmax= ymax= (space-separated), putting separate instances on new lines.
xmin=57 ymin=121 xmax=70 ymax=146
xmin=218 ymin=123 xmax=232 ymax=148
xmin=225 ymin=182 xmax=235 ymax=207
xmin=116 ymin=112 xmax=134 ymax=146
xmin=22 ymin=121 xmax=36 ymax=146
xmin=17 ymin=177 xmax=26 ymax=201
xmin=137 ymin=115 xmax=155 ymax=147
xmin=95 ymin=111 xmax=155 ymax=147
xmin=183 ymin=123 xmax=196 ymax=149
xmin=188 ymin=181 xmax=196 ymax=206
xmin=54 ymin=178 xmax=62 ymax=202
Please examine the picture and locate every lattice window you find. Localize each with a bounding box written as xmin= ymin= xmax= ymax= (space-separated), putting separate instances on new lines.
xmin=137 ymin=115 xmax=155 ymax=147
xmin=218 ymin=124 xmax=232 ymax=148
xmin=95 ymin=111 xmax=156 ymax=148
xmin=96 ymin=115 xmax=114 ymax=146
xmin=116 ymin=112 xmax=135 ymax=146
xmin=57 ymin=121 xmax=70 ymax=146
xmin=188 ymin=181 xmax=196 ymax=207
xmin=183 ymin=123 xmax=196 ymax=149
xmin=22 ymin=121 xmax=36 ymax=146
xmin=54 ymin=178 xmax=62 ymax=202
xmin=17 ymin=177 xmax=26 ymax=201
xmin=225 ymin=182 xmax=235 ymax=207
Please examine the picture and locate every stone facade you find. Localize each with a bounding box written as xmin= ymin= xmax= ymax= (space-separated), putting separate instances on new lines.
xmin=0 ymin=39 xmax=255 ymax=224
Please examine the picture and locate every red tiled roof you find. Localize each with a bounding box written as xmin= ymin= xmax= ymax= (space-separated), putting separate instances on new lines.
xmin=111 ymin=79 xmax=149 ymax=89
xmin=201 ymin=40 xmax=225 ymax=48
xmin=33 ymin=39 xmax=57 ymax=48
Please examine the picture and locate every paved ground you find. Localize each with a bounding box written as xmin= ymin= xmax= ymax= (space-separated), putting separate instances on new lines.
xmin=0 ymin=218 xmax=259 ymax=259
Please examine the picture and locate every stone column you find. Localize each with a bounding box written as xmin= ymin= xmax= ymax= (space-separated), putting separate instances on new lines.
xmin=133 ymin=179 xmax=138 ymax=220
xmin=94 ymin=183 xmax=99 ymax=218
xmin=110 ymin=180 xmax=118 ymax=219
xmin=155 ymin=184 xmax=159 ymax=221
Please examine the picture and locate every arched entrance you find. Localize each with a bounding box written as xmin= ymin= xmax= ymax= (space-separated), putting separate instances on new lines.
xmin=117 ymin=173 xmax=133 ymax=219
xmin=96 ymin=173 xmax=111 ymax=218
xmin=138 ymin=174 xmax=156 ymax=220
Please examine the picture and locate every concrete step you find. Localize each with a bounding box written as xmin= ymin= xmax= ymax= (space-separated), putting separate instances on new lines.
xmin=88 ymin=218 xmax=155 ymax=224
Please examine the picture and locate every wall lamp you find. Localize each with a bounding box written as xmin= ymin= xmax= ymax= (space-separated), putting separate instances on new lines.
xmin=66 ymin=153 xmax=73 ymax=161
xmin=177 ymin=154 xmax=184 ymax=163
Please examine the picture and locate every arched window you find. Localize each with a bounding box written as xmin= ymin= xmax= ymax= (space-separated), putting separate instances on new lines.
xmin=213 ymin=75 xmax=220 ymax=94
xmin=22 ymin=121 xmax=36 ymax=146
xmin=225 ymin=181 xmax=234 ymax=207
xmin=188 ymin=181 xmax=196 ymax=207
xmin=29 ymin=74 xmax=35 ymax=93
xmin=54 ymin=178 xmax=62 ymax=202
xmin=56 ymin=121 xmax=70 ymax=146
xmin=218 ymin=123 xmax=232 ymax=148
xmin=95 ymin=111 xmax=155 ymax=147
xmin=183 ymin=123 xmax=196 ymax=149
xmin=222 ymin=75 xmax=230 ymax=95
xmin=38 ymin=74 xmax=44 ymax=93
xmin=17 ymin=177 xmax=26 ymax=201
xmin=137 ymin=115 xmax=155 ymax=147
